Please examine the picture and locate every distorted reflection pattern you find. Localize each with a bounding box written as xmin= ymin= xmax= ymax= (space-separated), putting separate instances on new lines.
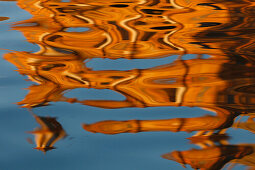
xmin=28 ymin=113 xmax=67 ymax=153
xmin=2 ymin=0 xmax=255 ymax=169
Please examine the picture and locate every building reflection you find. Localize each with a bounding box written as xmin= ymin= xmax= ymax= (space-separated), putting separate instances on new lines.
xmin=3 ymin=0 xmax=255 ymax=109
xmin=2 ymin=0 xmax=255 ymax=169
xmin=5 ymin=54 xmax=254 ymax=132
xmin=28 ymin=113 xmax=67 ymax=153
xmin=81 ymin=108 xmax=255 ymax=135
xmin=163 ymin=135 xmax=255 ymax=169
xmin=83 ymin=114 xmax=255 ymax=169
xmin=175 ymin=117 xmax=255 ymax=169
xmin=7 ymin=0 xmax=255 ymax=61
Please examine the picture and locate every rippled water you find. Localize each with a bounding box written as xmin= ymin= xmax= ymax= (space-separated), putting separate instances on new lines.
xmin=1 ymin=0 xmax=255 ymax=170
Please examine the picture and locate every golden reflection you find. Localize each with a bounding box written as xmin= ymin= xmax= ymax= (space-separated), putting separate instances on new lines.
xmin=162 ymin=134 xmax=255 ymax=169
xmin=4 ymin=0 xmax=255 ymax=109
xmin=4 ymin=52 xmax=86 ymax=107
xmin=234 ymin=116 xmax=255 ymax=134
xmin=10 ymin=0 xmax=255 ymax=60
xmin=28 ymin=113 xmax=67 ymax=153
xmin=3 ymin=0 xmax=255 ymax=141
xmin=6 ymin=53 xmax=254 ymax=132
xmin=83 ymin=115 xmax=255 ymax=169
xmin=3 ymin=0 xmax=255 ymax=169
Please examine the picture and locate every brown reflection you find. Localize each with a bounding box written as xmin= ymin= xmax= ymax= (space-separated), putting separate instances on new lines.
xmin=9 ymin=0 xmax=255 ymax=60
xmin=83 ymin=114 xmax=255 ymax=169
xmin=4 ymin=0 xmax=255 ymax=133
xmin=4 ymin=52 xmax=86 ymax=107
xmin=4 ymin=0 xmax=255 ymax=108
xmin=3 ymin=0 xmax=255 ymax=169
xmin=0 ymin=17 xmax=9 ymax=21
xmin=79 ymin=56 xmax=255 ymax=133
xmin=82 ymin=115 xmax=255 ymax=135
xmin=162 ymin=134 xmax=255 ymax=170
xmin=81 ymin=106 xmax=251 ymax=134
xmin=28 ymin=113 xmax=67 ymax=153
xmin=234 ymin=116 xmax=255 ymax=134
xmin=6 ymin=52 xmax=255 ymax=133
xmin=162 ymin=120 xmax=255 ymax=170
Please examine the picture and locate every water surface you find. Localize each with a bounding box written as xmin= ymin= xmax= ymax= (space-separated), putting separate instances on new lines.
xmin=1 ymin=0 xmax=255 ymax=169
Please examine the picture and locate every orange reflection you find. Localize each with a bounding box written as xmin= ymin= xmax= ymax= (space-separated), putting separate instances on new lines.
xmin=5 ymin=0 xmax=255 ymax=109
xmin=0 ymin=17 xmax=9 ymax=21
xmin=3 ymin=0 xmax=255 ymax=168
xmin=11 ymin=0 xmax=255 ymax=60
xmin=233 ymin=116 xmax=255 ymax=134
xmin=5 ymin=49 xmax=255 ymax=132
xmin=28 ymin=113 xmax=67 ymax=153
xmin=162 ymin=118 xmax=255 ymax=169
xmin=162 ymin=134 xmax=255 ymax=169
xmin=5 ymin=52 xmax=255 ymax=110
xmin=77 ymin=56 xmax=255 ymax=133
xmin=4 ymin=52 xmax=86 ymax=107
xmin=83 ymin=114 xmax=255 ymax=169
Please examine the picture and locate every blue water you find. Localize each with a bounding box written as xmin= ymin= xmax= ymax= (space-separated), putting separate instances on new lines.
xmin=0 ymin=1 xmax=253 ymax=170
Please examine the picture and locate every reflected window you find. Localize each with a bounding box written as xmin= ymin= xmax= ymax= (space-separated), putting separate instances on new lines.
xmin=65 ymin=27 xmax=90 ymax=32
xmin=227 ymin=95 xmax=235 ymax=104
xmin=153 ymin=78 xmax=177 ymax=84
xmin=235 ymin=85 xmax=255 ymax=93
xmin=162 ymin=88 xmax=176 ymax=102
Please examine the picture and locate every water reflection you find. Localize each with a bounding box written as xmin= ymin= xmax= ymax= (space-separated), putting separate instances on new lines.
xmin=28 ymin=113 xmax=67 ymax=153
xmin=9 ymin=0 xmax=252 ymax=60
xmin=2 ymin=0 xmax=255 ymax=169
xmin=83 ymin=115 xmax=255 ymax=169
xmin=0 ymin=17 xmax=9 ymax=21
xmin=163 ymin=134 xmax=255 ymax=169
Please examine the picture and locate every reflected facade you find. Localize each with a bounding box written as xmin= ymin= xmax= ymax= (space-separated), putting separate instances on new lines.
xmin=2 ymin=0 xmax=255 ymax=169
